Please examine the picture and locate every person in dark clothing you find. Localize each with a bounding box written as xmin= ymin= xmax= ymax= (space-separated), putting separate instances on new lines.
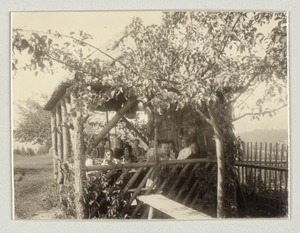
xmin=113 ymin=138 xmax=124 ymax=160
xmin=96 ymin=138 xmax=109 ymax=159
xmin=187 ymin=141 xmax=207 ymax=159
xmin=121 ymin=145 xmax=138 ymax=163
xmin=169 ymin=140 xmax=178 ymax=159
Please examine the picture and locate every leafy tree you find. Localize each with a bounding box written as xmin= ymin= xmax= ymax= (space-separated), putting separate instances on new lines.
xmin=14 ymin=95 xmax=51 ymax=150
xmin=12 ymin=11 xmax=287 ymax=217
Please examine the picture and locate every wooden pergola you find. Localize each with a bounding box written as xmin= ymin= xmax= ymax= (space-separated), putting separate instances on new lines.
xmin=44 ymin=81 xmax=217 ymax=219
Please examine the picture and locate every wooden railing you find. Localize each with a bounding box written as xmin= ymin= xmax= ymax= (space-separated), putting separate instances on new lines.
xmin=84 ymin=158 xmax=217 ymax=219
xmin=235 ymin=142 xmax=288 ymax=213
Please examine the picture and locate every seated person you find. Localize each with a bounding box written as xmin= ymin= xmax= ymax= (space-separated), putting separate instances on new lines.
xmin=186 ymin=142 xmax=208 ymax=159
xmin=177 ymin=137 xmax=191 ymax=160
xmin=121 ymin=145 xmax=138 ymax=164
xmin=132 ymin=139 xmax=146 ymax=161
xmin=113 ymin=138 xmax=124 ymax=160
xmin=145 ymin=140 xmax=154 ymax=161
xmin=101 ymin=148 xmax=119 ymax=166
xmin=186 ymin=142 xmax=199 ymax=159
xmin=169 ymin=140 xmax=178 ymax=160
xmin=147 ymin=140 xmax=170 ymax=162
xmin=96 ymin=138 xmax=109 ymax=159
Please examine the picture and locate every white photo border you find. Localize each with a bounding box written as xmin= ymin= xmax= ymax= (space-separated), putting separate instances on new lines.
xmin=1 ymin=1 xmax=299 ymax=233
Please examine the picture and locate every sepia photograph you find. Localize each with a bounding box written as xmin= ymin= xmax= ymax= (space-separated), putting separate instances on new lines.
xmin=12 ymin=11 xmax=288 ymax=220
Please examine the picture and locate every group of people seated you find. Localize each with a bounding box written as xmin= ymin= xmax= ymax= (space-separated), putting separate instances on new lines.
xmin=88 ymin=137 xmax=146 ymax=166
xmin=87 ymin=136 xmax=206 ymax=167
xmin=146 ymin=137 xmax=206 ymax=162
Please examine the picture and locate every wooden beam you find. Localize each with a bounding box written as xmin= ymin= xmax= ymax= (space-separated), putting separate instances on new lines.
xmin=88 ymin=98 xmax=137 ymax=154
xmin=84 ymin=158 xmax=217 ymax=171
xmin=70 ymin=92 xmax=88 ymax=219
xmin=50 ymin=109 xmax=58 ymax=182
xmin=121 ymin=117 xmax=149 ymax=146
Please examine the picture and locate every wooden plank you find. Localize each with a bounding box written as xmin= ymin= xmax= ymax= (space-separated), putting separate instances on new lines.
xmin=264 ymin=142 xmax=267 ymax=203
xmin=269 ymin=143 xmax=272 ymax=207
xmin=137 ymin=194 xmax=212 ymax=220
xmin=253 ymin=142 xmax=257 ymax=199
xmin=258 ymin=142 xmax=262 ymax=201
xmin=274 ymin=143 xmax=278 ymax=208
xmin=279 ymin=144 xmax=284 ymax=207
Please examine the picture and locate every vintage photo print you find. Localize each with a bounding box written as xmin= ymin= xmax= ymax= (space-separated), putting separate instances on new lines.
xmin=12 ymin=11 xmax=288 ymax=220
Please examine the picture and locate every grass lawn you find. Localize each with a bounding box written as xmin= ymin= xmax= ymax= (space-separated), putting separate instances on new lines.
xmin=13 ymin=153 xmax=61 ymax=219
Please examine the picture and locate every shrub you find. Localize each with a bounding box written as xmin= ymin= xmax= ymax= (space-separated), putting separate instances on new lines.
xmin=13 ymin=147 xmax=21 ymax=155
xmin=26 ymin=147 xmax=35 ymax=156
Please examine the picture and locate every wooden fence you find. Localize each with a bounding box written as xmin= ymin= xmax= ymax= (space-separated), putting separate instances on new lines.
xmin=235 ymin=142 xmax=288 ymax=214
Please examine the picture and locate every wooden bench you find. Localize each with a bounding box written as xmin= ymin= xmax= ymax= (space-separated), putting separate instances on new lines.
xmin=137 ymin=194 xmax=212 ymax=220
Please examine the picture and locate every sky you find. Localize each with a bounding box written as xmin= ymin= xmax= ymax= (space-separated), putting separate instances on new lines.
xmin=12 ymin=11 xmax=288 ymax=137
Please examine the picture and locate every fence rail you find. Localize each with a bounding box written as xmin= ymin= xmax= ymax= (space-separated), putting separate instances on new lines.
xmin=235 ymin=142 xmax=288 ymax=213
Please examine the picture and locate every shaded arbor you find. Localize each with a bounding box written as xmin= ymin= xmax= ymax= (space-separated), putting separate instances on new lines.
xmin=12 ymin=11 xmax=287 ymax=217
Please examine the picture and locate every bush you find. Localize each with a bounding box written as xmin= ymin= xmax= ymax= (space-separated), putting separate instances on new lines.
xmin=26 ymin=147 xmax=35 ymax=156
xmin=37 ymin=145 xmax=50 ymax=154
xmin=13 ymin=147 xmax=21 ymax=155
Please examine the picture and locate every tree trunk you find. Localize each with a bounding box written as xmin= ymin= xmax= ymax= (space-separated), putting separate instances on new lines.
xmin=208 ymin=108 xmax=225 ymax=218
xmin=215 ymin=132 xmax=225 ymax=218
xmin=70 ymin=92 xmax=88 ymax=219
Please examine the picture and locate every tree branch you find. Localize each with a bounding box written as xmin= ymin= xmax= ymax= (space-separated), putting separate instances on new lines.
xmin=195 ymin=105 xmax=212 ymax=125
xmin=14 ymin=29 xmax=133 ymax=72
xmin=200 ymin=13 xmax=243 ymax=79
xmin=232 ymin=104 xmax=287 ymax=122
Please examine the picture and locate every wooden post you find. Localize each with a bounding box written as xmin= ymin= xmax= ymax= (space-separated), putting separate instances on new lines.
xmin=61 ymin=99 xmax=71 ymax=160
xmin=88 ymin=98 xmax=137 ymax=154
xmin=50 ymin=109 xmax=58 ymax=182
xmin=106 ymin=111 xmax=111 ymax=148
xmin=70 ymin=92 xmax=87 ymax=219
xmin=56 ymin=104 xmax=64 ymax=185
xmin=148 ymin=116 xmax=159 ymax=219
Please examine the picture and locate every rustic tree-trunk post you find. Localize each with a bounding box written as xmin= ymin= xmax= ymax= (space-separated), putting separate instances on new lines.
xmin=61 ymin=98 xmax=71 ymax=188
xmin=208 ymin=107 xmax=225 ymax=218
xmin=70 ymin=92 xmax=88 ymax=219
xmin=148 ymin=115 xmax=159 ymax=219
xmin=61 ymin=98 xmax=71 ymax=160
xmin=56 ymin=103 xmax=64 ymax=187
xmin=51 ymin=109 xmax=58 ymax=182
